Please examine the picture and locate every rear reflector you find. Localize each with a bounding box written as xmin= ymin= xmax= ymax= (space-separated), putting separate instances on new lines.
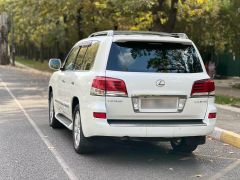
xmin=191 ymin=79 xmax=215 ymax=97
xmin=208 ymin=112 xmax=216 ymax=119
xmin=93 ymin=112 xmax=106 ymax=119
xmin=90 ymin=76 xmax=128 ymax=97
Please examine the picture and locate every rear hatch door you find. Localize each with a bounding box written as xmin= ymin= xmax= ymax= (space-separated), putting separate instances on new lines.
xmin=105 ymin=41 xmax=209 ymax=120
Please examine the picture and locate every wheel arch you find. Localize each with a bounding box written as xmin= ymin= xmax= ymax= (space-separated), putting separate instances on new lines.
xmin=48 ymin=86 xmax=53 ymax=100
xmin=72 ymin=96 xmax=79 ymax=119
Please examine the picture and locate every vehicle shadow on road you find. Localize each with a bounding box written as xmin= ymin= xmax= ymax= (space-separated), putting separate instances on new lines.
xmin=92 ymin=137 xmax=197 ymax=159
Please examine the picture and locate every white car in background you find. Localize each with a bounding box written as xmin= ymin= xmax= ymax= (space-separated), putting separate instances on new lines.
xmin=48 ymin=30 xmax=216 ymax=154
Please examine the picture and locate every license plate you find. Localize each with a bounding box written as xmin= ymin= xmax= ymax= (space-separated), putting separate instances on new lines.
xmin=139 ymin=97 xmax=178 ymax=112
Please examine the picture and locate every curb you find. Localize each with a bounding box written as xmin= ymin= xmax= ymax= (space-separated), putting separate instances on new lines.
xmin=216 ymin=104 xmax=240 ymax=113
xmin=15 ymin=61 xmax=52 ymax=77
xmin=210 ymin=127 xmax=240 ymax=149
xmin=231 ymin=104 xmax=240 ymax=108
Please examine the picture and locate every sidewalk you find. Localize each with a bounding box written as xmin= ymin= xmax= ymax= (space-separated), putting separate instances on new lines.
xmin=215 ymin=78 xmax=240 ymax=98
xmin=15 ymin=61 xmax=52 ymax=77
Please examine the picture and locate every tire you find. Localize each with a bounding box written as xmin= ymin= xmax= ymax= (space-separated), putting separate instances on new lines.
xmin=49 ymin=92 xmax=62 ymax=128
xmin=170 ymin=137 xmax=198 ymax=153
xmin=73 ymin=104 xmax=93 ymax=154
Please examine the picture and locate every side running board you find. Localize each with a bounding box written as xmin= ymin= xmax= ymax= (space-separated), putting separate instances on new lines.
xmin=56 ymin=113 xmax=73 ymax=130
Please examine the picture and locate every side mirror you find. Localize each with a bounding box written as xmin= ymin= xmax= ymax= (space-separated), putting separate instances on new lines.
xmin=49 ymin=58 xmax=61 ymax=70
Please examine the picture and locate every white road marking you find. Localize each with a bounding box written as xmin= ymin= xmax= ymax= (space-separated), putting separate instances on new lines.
xmin=0 ymin=78 xmax=78 ymax=180
xmin=210 ymin=159 xmax=240 ymax=179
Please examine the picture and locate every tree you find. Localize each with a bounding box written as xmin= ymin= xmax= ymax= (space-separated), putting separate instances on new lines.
xmin=0 ymin=12 xmax=10 ymax=65
xmin=0 ymin=0 xmax=238 ymax=64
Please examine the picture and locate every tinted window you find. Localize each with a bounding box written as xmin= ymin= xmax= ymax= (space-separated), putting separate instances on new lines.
xmin=107 ymin=42 xmax=203 ymax=73
xmin=75 ymin=46 xmax=88 ymax=70
xmin=82 ymin=41 xmax=100 ymax=70
xmin=64 ymin=47 xmax=79 ymax=71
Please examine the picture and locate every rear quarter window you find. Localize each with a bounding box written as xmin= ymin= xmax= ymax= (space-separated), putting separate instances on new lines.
xmin=107 ymin=42 xmax=203 ymax=73
xmin=82 ymin=41 xmax=100 ymax=70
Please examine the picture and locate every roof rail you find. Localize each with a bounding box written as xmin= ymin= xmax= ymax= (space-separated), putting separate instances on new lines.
xmin=88 ymin=30 xmax=188 ymax=39
xmin=171 ymin=33 xmax=188 ymax=39
xmin=88 ymin=30 xmax=114 ymax=37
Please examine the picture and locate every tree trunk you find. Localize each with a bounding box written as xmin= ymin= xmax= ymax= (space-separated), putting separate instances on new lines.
xmin=76 ymin=7 xmax=84 ymax=40
xmin=0 ymin=12 xmax=10 ymax=65
xmin=164 ymin=0 xmax=178 ymax=33
xmin=40 ymin=41 xmax=43 ymax=63
xmin=151 ymin=0 xmax=179 ymax=33
xmin=151 ymin=0 xmax=165 ymax=32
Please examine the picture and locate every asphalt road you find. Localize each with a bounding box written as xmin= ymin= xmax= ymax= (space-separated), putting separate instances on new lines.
xmin=0 ymin=65 xmax=239 ymax=180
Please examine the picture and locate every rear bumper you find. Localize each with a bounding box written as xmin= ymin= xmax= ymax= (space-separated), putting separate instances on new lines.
xmin=81 ymin=97 xmax=217 ymax=138
xmin=83 ymin=118 xmax=216 ymax=138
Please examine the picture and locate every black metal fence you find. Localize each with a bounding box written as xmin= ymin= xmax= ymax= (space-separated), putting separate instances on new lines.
xmin=216 ymin=53 xmax=240 ymax=77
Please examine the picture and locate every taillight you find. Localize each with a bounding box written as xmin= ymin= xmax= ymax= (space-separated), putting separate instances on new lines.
xmin=191 ymin=79 xmax=215 ymax=97
xmin=90 ymin=76 xmax=128 ymax=97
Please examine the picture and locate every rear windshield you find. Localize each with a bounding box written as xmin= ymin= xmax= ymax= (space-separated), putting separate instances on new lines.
xmin=107 ymin=42 xmax=203 ymax=73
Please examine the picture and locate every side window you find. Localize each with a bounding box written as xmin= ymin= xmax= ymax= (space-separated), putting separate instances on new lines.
xmin=75 ymin=46 xmax=88 ymax=70
xmin=64 ymin=47 xmax=79 ymax=71
xmin=82 ymin=41 xmax=100 ymax=70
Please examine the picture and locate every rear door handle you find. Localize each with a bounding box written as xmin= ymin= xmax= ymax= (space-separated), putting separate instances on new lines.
xmin=71 ymin=82 xmax=74 ymax=85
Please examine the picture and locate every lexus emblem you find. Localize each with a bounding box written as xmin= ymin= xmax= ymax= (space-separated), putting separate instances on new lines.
xmin=156 ymin=79 xmax=165 ymax=87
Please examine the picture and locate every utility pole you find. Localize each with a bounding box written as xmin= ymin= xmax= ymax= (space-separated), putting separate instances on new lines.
xmin=0 ymin=12 xmax=10 ymax=65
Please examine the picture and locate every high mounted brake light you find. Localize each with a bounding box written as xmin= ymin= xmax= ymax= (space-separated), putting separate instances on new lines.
xmin=191 ymin=79 xmax=215 ymax=97
xmin=90 ymin=76 xmax=128 ymax=97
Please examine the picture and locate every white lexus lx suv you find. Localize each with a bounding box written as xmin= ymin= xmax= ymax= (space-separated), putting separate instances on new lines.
xmin=48 ymin=30 xmax=216 ymax=154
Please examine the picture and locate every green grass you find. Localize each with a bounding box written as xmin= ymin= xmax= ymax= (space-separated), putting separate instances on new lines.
xmin=16 ymin=56 xmax=52 ymax=72
xmin=215 ymin=95 xmax=240 ymax=106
